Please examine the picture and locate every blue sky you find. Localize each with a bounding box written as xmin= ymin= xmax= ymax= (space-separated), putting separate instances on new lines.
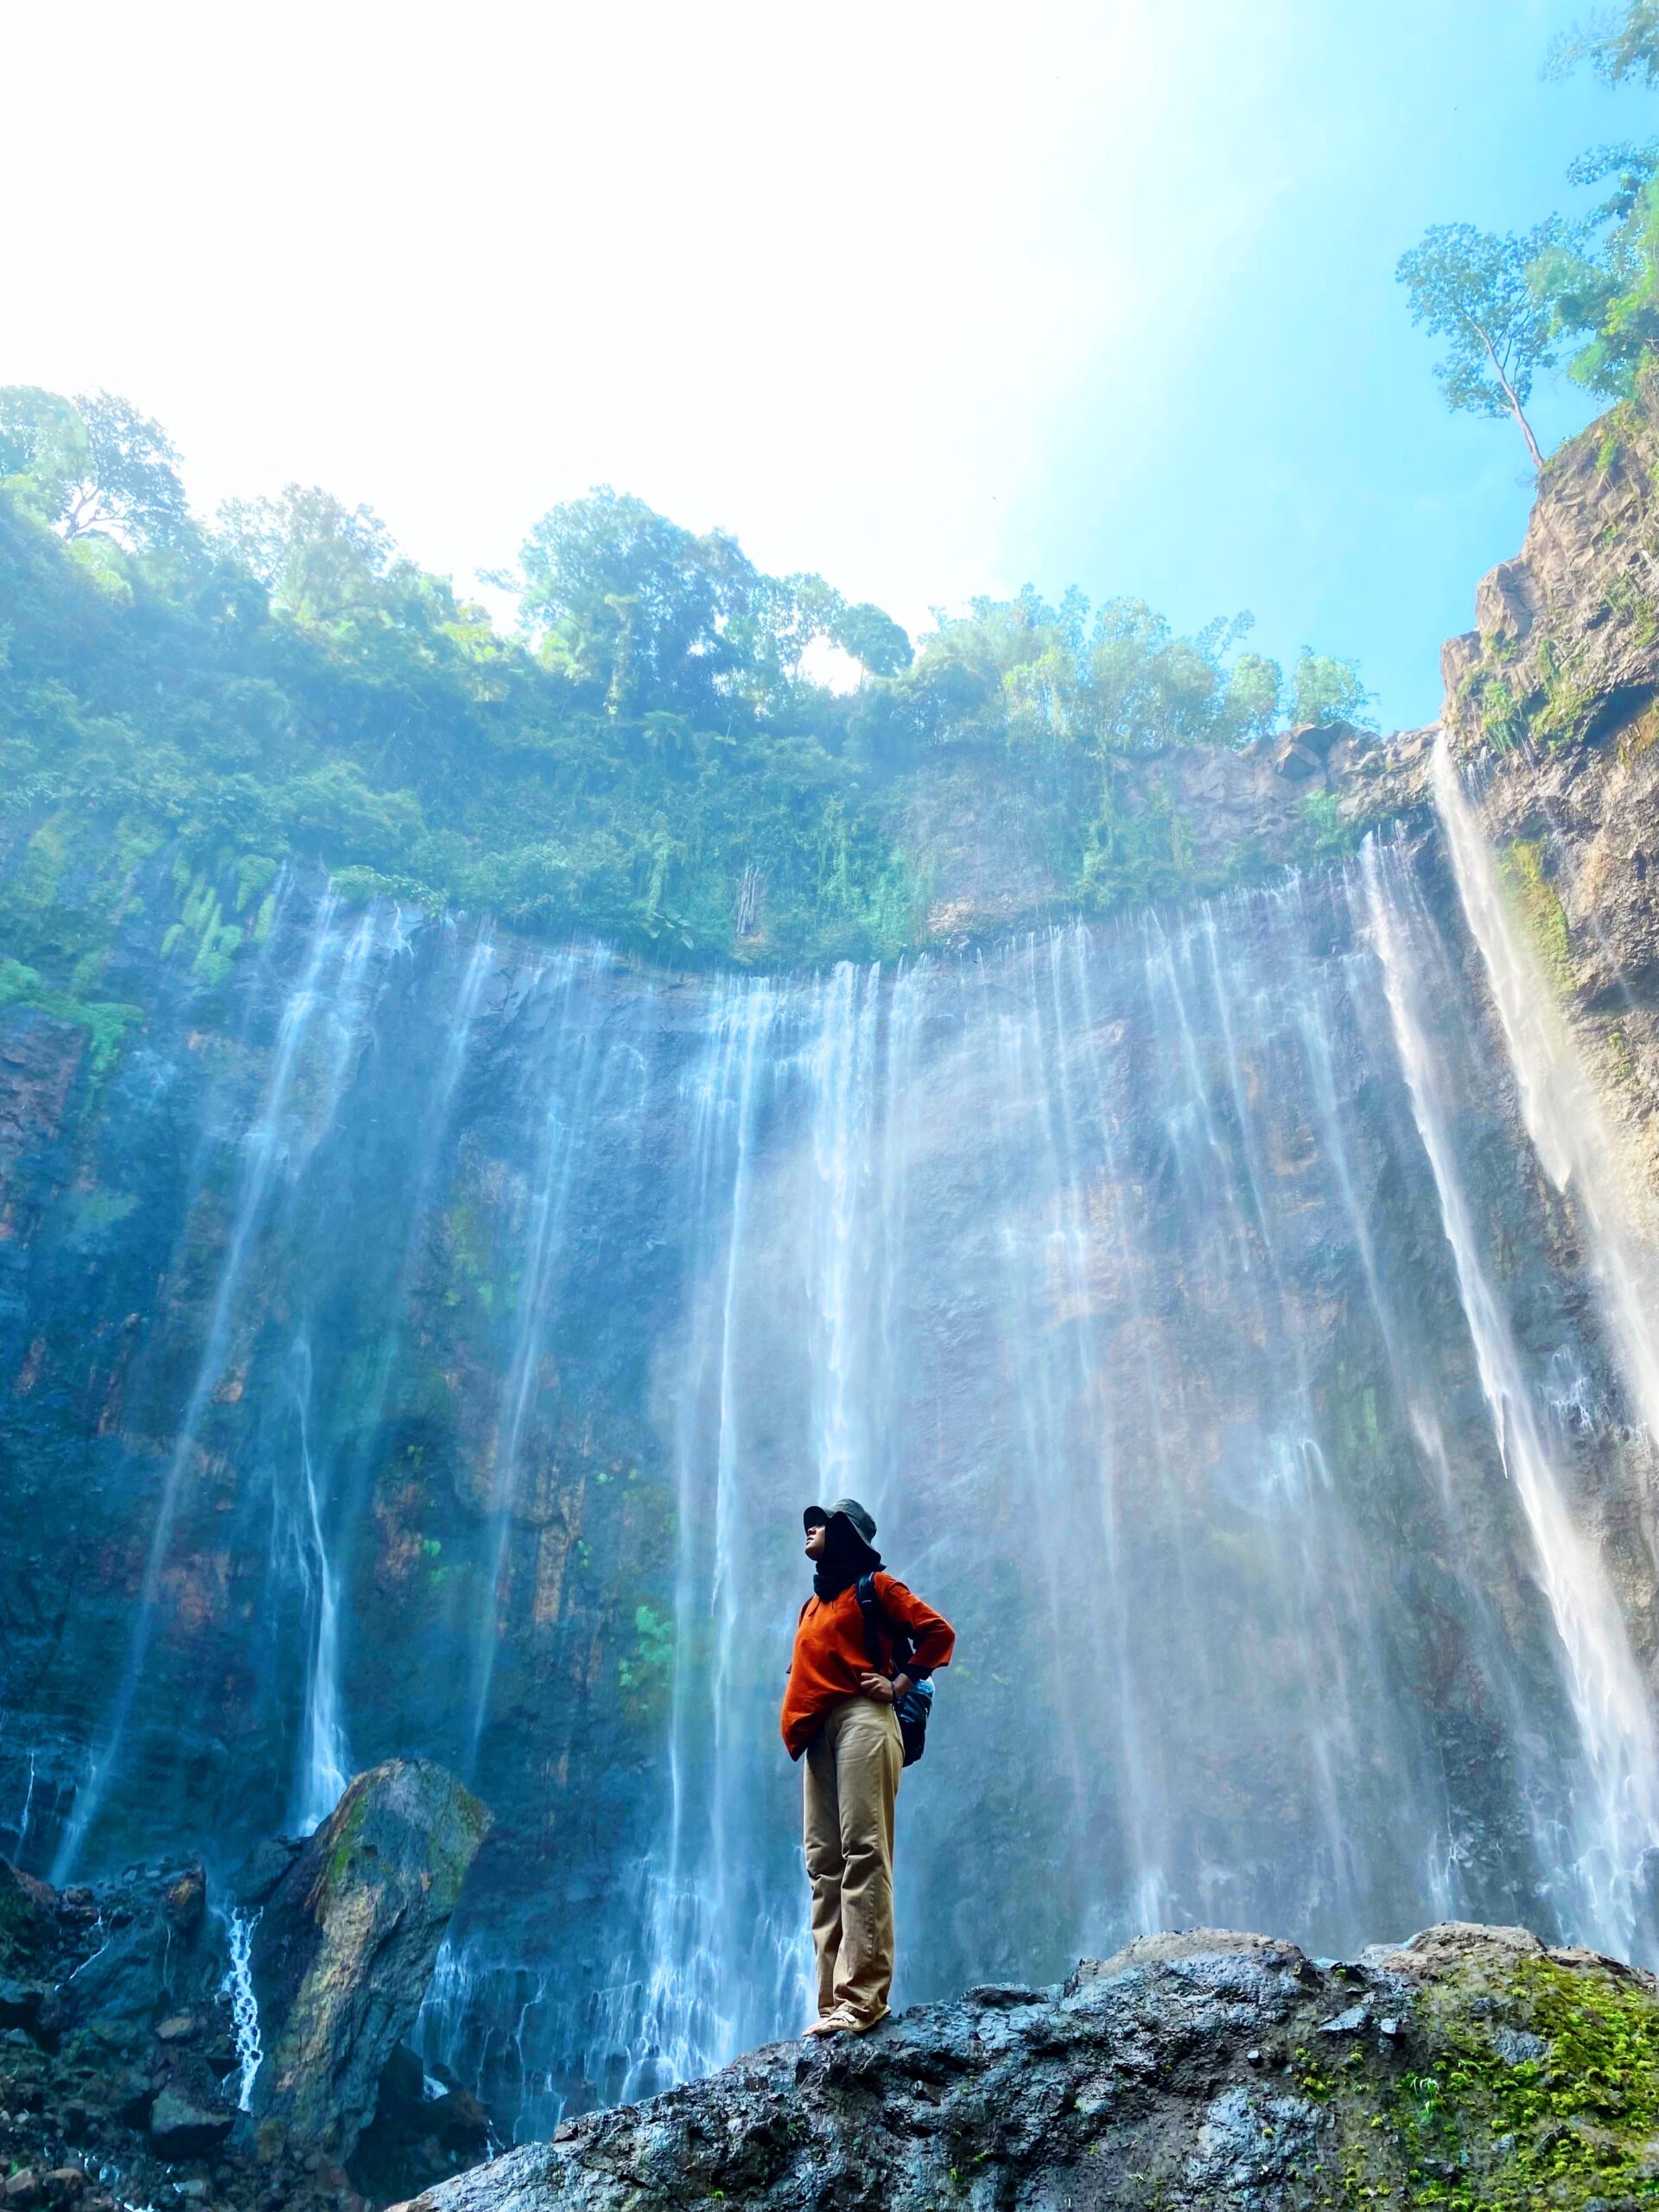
xmin=1014 ymin=1 xmax=1657 ymax=728
xmin=3 ymin=0 xmax=1655 ymax=728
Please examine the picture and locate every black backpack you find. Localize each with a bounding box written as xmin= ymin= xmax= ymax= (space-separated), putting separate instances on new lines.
xmin=855 ymin=1573 xmax=936 ymax=1767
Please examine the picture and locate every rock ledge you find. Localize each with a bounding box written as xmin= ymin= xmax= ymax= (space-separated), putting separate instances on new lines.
xmin=400 ymin=1923 xmax=1659 ymax=2212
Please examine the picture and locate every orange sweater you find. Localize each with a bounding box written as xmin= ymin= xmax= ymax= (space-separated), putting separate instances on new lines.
xmin=781 ymin=1572 xmax=956 ymax=1759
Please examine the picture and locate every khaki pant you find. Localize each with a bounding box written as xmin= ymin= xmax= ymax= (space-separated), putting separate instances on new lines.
xmin=802 ymin=1694 xmax=903 ymax=2024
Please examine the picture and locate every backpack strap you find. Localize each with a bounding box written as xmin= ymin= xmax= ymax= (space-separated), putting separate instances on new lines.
xmin=855 ymin=1573 xmax=920 ymax=1677
xmin=855 ymin=1573 xmax=882 ymax=1668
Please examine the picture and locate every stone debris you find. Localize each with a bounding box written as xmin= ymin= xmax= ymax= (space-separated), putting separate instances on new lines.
xmin=0 ymin=1766 xmax=493 ymax=2212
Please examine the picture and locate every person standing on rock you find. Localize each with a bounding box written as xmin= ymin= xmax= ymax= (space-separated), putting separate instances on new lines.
xmin=782 ymin=1497 xmax=955 ymax=2037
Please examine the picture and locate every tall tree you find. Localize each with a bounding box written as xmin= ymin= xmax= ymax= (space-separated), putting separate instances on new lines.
xmin=514 ymin=488 xmax=758 ymax=715
xmin=830 ymin=599 xmax=912 ymax=678
xmin=0 ymin=387 xmax=188 ymax=548
xmin=510 ymin=488 xmax=905 ymax=716
xmin=216 ymin=486 xmax=397 ymax=623
xmin=1396 ymin=223 xmax=1563 ymax=467
xmin=1290 ymin=649 xmax=1375 ymax=730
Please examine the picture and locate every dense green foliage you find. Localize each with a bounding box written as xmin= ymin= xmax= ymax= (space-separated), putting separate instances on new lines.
xmin=1548 ymin=1 xmax=1659 ymax=91
xmin=0 ymin=385 xmax=188 ymax=547
xmin=1535 ymin=140 xmax=1659 ymax=398
xmin=1401 ymin=3 xmax=1659 ymax=448
xmin=0 ymin=386 xmax=1364 ymax=978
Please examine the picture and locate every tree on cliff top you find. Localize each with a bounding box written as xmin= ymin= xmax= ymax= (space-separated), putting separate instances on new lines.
xmin=1405 ymin=5 xmax=1659 ymax=433
xmin=0 ymin=386 xmax=188 ymax=549
xmin=1395 ymin=224 xmax=1561 ymax=468
xmin=0 ymin=382 xmax=1373 ymax=969
xmin=1291 ymin=649 xmax=1376 ymax=731
xmin=1537 ymin=7 xmax=1659 ymax=399
xmin=509 ymin=488 xmax=911 ymax=721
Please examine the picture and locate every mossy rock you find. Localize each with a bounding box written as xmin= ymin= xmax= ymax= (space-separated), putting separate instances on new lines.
xmin=246 ymin=1760 xmax=491 ymax=2162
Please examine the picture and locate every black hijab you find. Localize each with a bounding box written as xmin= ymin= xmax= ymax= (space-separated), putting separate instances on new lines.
xmin=812 ymin=1511 xmax=882 ymax=1601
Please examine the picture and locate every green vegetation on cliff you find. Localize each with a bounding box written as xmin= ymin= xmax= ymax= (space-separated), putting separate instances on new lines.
xmin=0 ymin=386 xmax=1366 ymax=978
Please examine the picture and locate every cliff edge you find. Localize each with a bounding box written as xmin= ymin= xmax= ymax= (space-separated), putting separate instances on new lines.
xmin=1437 ymin=379 xmax=1659 ymax=1194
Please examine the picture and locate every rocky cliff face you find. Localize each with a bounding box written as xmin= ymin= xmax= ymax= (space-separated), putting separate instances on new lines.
xmin=1434 ymin=386 xmax=1659 ymax=1194
xmin=0 ymin=1764 xmax=493 ymax=2212
xmin=7 ymin=386 xmax=1659 ymax=2162
xmin=904 ymin=710 xmax=1425 ymax=945
xmin=402 ymin=1925 xmax=1659 ymax=2212
xmin=10 ymin=856 xmax=1641 ymax=2133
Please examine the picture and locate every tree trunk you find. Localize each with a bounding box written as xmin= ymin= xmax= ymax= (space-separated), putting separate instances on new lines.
xmin=1478 ymin=327 xmax=1545 ymax=471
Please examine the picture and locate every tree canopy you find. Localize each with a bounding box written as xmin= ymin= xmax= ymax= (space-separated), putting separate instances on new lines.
xmin=0 ymin=387 xmax=188 ymax=547
xmin=1548 ymin=2 xmax=1659 ymax=87
xmin=1533 ymin=143 xmax=1659 ymax=397
xmin=0 ymin=386 xmax=1367 ymax=984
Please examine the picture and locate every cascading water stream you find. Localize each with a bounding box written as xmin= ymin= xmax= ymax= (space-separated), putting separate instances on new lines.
xmin=803 ymin=963 xmax=883 ymax=1513
xmin=54 ymin=897 xmax=386 ymax=1878
xmin=620 ymin=976 xmax=796 ymax=2098
xmin=283 ymin=923 xmax=497 ymax=1834
xmin=1362 ymin=835 xmax=1659 ymax=1956
xmin=219 ymin=1907 xmax=264 ymax=2112
xmin=25 ymin=830 xmax=1659 ymax=2137
xmin=1433 ymin=737 xmax=1659 ymax=1452
xmin=288 ymin=1332 xmax=352 ymax=1836
xmin=463 ymin=951 xmax=658 ymax=1775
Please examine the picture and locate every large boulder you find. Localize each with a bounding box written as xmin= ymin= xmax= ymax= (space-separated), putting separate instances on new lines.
xmin=397 ymin=1924 xmax=1659 ymax=2212
xmin=247 ymin=1761 xmax=490 ymax=2160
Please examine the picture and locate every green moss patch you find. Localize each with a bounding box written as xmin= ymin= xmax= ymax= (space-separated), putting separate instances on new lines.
xmin=0 ymin=955 xmax=143 ymax=1081
xmin=1497 ymin=838 xmax=1574 ymax=995
xmin=1384 ymin=1958 xmax=1659 ymax=2208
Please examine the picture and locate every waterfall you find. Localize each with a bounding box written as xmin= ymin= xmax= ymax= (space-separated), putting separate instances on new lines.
xmin=285 ymin=923 xmax=497 ymax=1834
xmin=27 ymin=836 xmax=1659 ymax=2131
xmin=435 ymin=877 xmax=1659 ymax=2108
xmin=463 ymin=951 xmax=663 ymax=1775
xmin=54 ymin=899 xmax=391 ymax=1879
xmin=219 ymin=1908 xmax=264 ymax=2112
xmin=1433 ymin=737 xmax=1659 ymax=1455
xmin=1362 ymin=836 xmax=1659 ymax=1956
xmin=289 ymin=1332 xmax=352 ymax=1835
xmin=804 ymin=963 xmax=884 ymax=1510
xmin=620 ymin=976 xmax=795 ymax=2095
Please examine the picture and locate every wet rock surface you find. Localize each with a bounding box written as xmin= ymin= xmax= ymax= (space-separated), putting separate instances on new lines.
xmin=248 ymin=1762 xmax=492 ymax=2161
xmin=401 ymin=1926 xmax=1659 ymax=2212
xmin=903 ymin=712 xmax=1421 ymax=945
xmin=1439 ymin=373 xmax=1659 ymax=1195
xmin=0 ymin=1768 xmax=492 ymax=2212
xmin=9 ymin=379 xmax=1659 ymax=2149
